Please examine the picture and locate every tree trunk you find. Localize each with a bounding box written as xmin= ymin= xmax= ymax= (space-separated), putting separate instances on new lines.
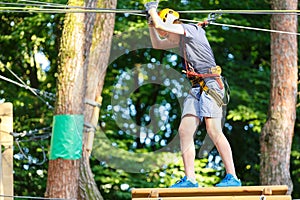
xmin=79 ymin=0 xmax=117 ymax=200
xmin=45 ymin=0 xmax=89 ymax=198
xmin=260 ymin=0 xmax=298 ymax=195
xmin=46 ymin=0 xmax=117 ymax=198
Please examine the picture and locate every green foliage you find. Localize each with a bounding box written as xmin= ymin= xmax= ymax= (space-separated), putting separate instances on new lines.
xmin=0 ymin=0 xmax=300 ymax=199
xmin=291 ymin=129 xmax=300 ymax=198
xmin=0 ymin=3 xmax=63 ymax=128
xmin=227 ymin=105 xmax=266 ymax=133
xmin=91 ymin=156 xmax=220 ymax=200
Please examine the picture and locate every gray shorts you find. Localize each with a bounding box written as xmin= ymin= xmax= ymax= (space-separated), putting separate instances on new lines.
xmin=181 ymin=79 xmax=225 ymax=119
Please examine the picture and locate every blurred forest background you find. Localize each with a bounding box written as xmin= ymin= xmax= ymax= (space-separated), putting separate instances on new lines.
xmin=0 ymin=0 xmax=299 ymax=199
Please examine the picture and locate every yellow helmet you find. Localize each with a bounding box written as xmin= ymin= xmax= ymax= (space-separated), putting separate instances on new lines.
xmin=158 ymin=8 xmax=180 ymax=24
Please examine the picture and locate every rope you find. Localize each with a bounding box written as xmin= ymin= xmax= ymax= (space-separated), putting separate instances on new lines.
xmin=15 ymin=138 xmax=47 ymax=165
xmin=0 ymin=8 xmax=298 ymax=35
xmin=181 ymin=19 xmax=300 ymax=36
xmin=178 ymin=9 xmax=300 ymax=15
xmin=0 ymin=74 xmax=28 ymax=89
xmin=12 ymin=126 xmax=52 ymax=165
xmin=0 ymin=74 xmax=56 ymax=103
xmin=211 ymin=21 xmax=300 ymax=36
xmin=2 ymin=7 xmax=300 ymax=15
xmin=0 ymin=3 xmax=145 ymax=14
xmin=1 ymin=1 xmax=300 ymax=15
xmin=0 ymin=1 xmax=298 ymax=35
xmin=0 ymin=65 xmax=55 ymax=108
xmin=20 ymin=0 xmax=64 ymax=6
xmin=5 ymin=65 xmax=40 ymax=97
xmin=0 ymin=194 xmax=67 ymax=200
xmin=11 ymin=126 xmax=52 ymax=137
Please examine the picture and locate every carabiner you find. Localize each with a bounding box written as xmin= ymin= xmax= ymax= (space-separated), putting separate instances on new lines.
xmin=207 ymin=10 xmax=222 ymax=23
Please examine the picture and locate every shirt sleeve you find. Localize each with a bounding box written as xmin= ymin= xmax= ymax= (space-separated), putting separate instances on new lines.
xmin=182 ymin=24 xmax=205 ymax=39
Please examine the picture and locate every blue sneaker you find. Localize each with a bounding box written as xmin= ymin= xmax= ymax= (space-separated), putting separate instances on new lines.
xmin=170 ymin=176 xmax=199 ymax=188
xmin=215 ymin=174 xmax=242 ymax=187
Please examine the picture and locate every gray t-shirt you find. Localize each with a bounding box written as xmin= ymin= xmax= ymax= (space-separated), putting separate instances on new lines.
xmin=180 ymin=24 xmax=216 ymax=74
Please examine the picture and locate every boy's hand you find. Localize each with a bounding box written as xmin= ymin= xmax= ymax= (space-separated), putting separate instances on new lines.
xmin=198 ymin=20 xmax=209 ymax=28
xmin=144 ymin=1 xmax=159 ymax=12
xmin=144 ymin=1 xmax=158 ymax=26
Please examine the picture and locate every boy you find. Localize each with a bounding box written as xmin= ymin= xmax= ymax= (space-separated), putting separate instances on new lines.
xmin=145 ymin=2 xmax=242 ymax=188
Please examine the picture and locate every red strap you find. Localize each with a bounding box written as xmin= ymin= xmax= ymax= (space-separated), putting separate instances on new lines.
xmin=183 ymin=70 xmax=220 ymax=78
xmin=216 ymin=77 xmax=224 ymax=90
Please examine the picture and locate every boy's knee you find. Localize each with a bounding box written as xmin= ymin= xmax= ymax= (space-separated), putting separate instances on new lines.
xmin=206 ymin=128 xmax=223 ymax=143
xmin=178 ymin=126 xmax=187 ymax=137
xmin=178 ymin=115 xmax=199 ymax=138
xmin=178 ymin=125 xmax=194 ymax=139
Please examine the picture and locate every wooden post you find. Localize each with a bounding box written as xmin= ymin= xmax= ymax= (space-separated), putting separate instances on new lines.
xmin=0 ymin=103 xmax=13 ymax=200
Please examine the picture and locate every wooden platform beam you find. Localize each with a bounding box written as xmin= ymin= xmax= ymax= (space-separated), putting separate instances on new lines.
xmin=132 ymin=196 xmax=291 ymax=200
xmin=131 ymin=185 xmax=291 ymax=200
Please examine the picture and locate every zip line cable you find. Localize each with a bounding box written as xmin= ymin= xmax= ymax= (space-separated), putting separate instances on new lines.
xmin=19 ymin=0 xmax=68 ymax=7
xmin=0 ymin=67 xmax=55 ymax=108
xmin=0 ymin=74 xmax=51 ymax=99
xmin=181 ymin=18 xmax=300 ymax=36
xmin=0 ymin=74 xmax=30 ymax=89
xmin=0 ymin=74 xmax=55 ymax=101
xmin=18 ymin=0 xmax=300 ymax=14
xmin=5 ymin=65 xmax=40 ymax=98
xmin=211 ymin=22 xmax=300 ymax=36
xmin=1 ymin=1 xmax=300 ymax=14
xmin=0 ymin=1 xmax=145 ymax=14
xmin=1 ymin=6 xmax=300 ymax=15
xmin=178 ymin=9 xmax=300 ymax=15
xmin=1 ymin=1 xmax=299 ymax=35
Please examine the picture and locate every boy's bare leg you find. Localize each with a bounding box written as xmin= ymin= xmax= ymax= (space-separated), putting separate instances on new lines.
xmin=178 ymin=114 xmax=200 ymax=180
xmin=205 ymin=117 xmax=237 ymax=177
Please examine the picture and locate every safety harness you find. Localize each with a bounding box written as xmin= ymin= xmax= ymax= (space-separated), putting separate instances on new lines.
xmin=183 ymin=67 xmax=227 ymax=107
xmin=182 ymin=35 xmax=230 ymax=107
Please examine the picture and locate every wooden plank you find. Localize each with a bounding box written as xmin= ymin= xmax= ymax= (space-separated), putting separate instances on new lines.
xmin=0 ymin=103 xmax=14 ymax=200
xmin=131 ymin=185 xmax=288 ymax=198
xmin=132 ymin=195 xmax=291 ymax=200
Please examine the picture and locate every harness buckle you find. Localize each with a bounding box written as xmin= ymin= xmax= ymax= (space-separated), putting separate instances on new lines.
xmin=209 ymin=65 xmax=222 ymax=75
